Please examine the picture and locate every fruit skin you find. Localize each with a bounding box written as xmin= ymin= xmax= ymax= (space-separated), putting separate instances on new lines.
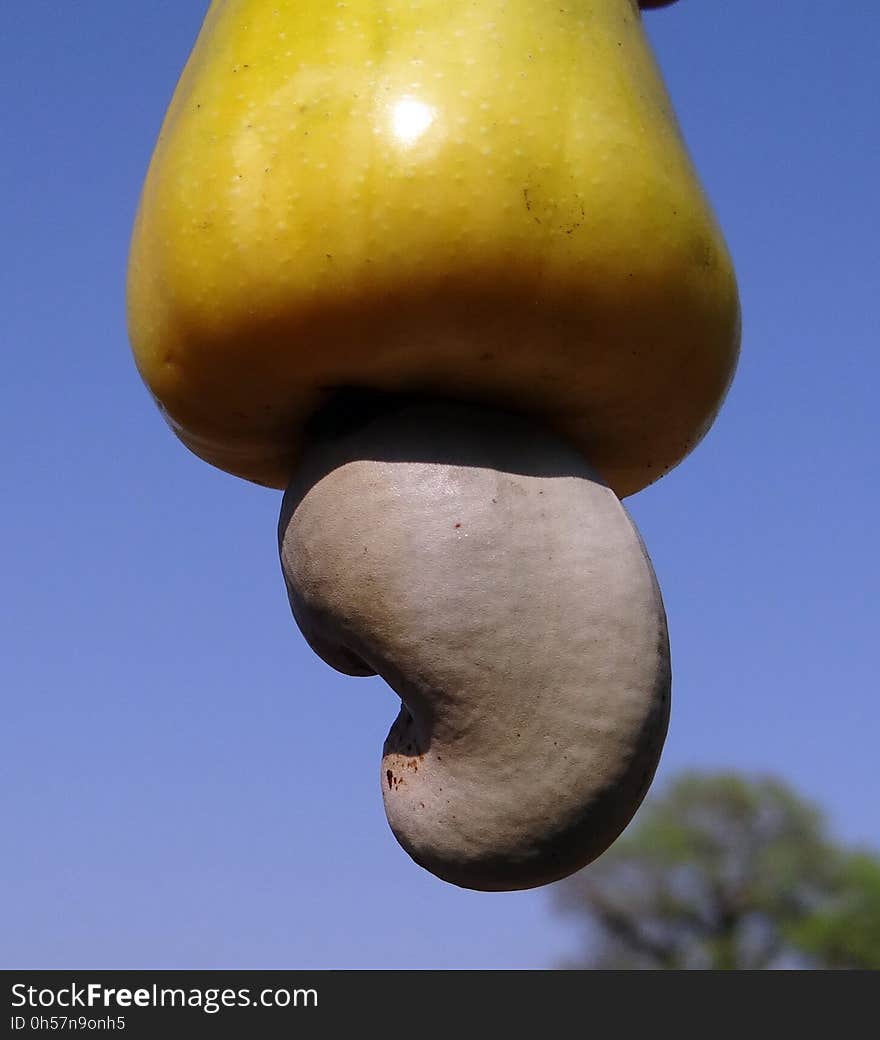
xmin=128 ymin=0 xmax=739 ymax=497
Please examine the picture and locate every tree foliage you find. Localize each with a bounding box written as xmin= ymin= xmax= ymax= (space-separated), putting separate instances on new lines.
xmin=553 ymin=772 xmax=880 ymax=969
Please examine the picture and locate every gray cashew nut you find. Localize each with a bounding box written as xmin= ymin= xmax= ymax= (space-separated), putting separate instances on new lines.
xmin=279 ymin=401 xmax=670 ymax=891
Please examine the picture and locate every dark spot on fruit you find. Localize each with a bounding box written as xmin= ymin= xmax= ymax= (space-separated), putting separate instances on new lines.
xmin=386 ymin=770 xmax=393 ymax=790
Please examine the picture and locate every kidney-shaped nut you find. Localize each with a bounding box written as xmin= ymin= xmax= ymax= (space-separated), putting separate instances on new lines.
xmin=279 ymin=402 xmax=671 ymax=890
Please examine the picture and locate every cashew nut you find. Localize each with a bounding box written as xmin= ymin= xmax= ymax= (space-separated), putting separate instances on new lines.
xmin=279 ymin=401 xmax=670 ymax=890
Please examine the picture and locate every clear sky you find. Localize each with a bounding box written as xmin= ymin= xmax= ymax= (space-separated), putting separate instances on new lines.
xmin=3 ymin=1 xmax=878 ymax=969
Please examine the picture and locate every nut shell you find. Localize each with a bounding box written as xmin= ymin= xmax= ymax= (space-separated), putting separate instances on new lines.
xmin=279 ymin=403 xmax=671 ymax=889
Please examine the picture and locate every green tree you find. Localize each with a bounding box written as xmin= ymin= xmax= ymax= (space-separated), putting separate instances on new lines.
xmin=553 ymin=772 xmax=880 ymax=969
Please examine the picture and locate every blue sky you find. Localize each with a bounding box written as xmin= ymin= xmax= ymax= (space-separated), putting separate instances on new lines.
xmin=3 ymin=1 xmax=878 ymax=968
